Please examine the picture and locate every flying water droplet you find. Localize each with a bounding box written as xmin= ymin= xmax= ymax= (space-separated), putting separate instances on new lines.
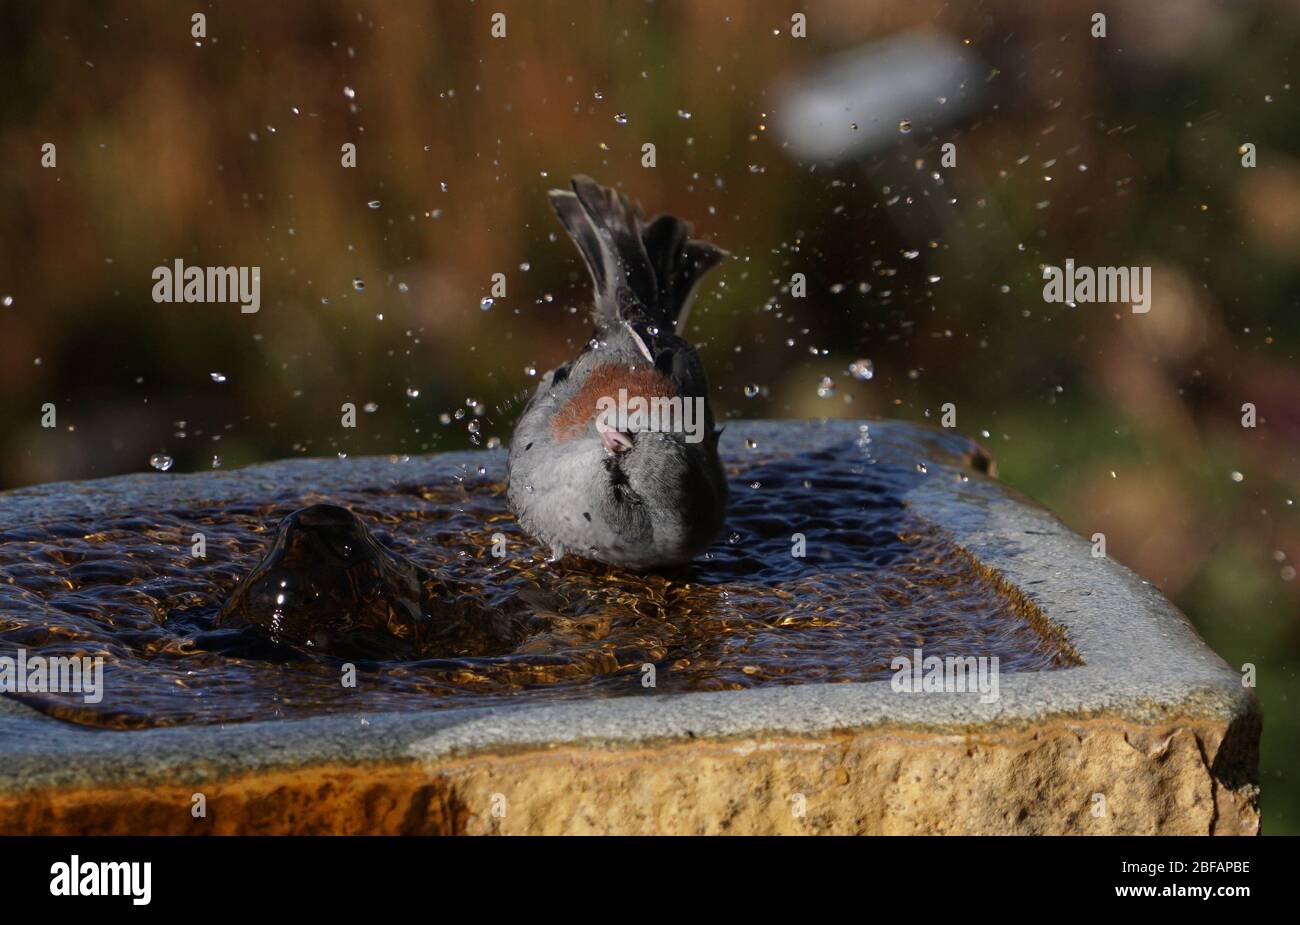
xmin=149 ymin=454 xmax=174 ymax=472
xmin=848 ymin=359 xmax=874 ymax=381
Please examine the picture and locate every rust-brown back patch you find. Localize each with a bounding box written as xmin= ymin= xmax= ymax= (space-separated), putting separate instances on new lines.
xmin=550 ymin=363 xmax=678 ymax=442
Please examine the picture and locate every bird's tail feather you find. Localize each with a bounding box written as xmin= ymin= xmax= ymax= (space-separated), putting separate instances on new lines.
xmin=549 ymin=175 xmax=726 ymax=332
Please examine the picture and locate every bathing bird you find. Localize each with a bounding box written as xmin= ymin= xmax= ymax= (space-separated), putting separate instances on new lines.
xmin=507 ymin=176 xmax=728 ymax=568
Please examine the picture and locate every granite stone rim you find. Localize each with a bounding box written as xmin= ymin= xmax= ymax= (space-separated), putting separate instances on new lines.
xmin=0 ymin=419 xmax=1257 ymax=794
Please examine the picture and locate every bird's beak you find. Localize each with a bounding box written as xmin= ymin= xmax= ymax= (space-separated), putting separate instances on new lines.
xmin=596 ymin=418 xmax=634 ymax=455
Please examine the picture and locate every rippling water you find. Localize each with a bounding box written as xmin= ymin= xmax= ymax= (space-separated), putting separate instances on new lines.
xmin=0 ymin=421 xmax=1073 ymax=728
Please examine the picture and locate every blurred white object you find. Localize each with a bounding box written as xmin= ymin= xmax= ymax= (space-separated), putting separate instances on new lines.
xmin=773 ymin=32 xmax=983 ymax=161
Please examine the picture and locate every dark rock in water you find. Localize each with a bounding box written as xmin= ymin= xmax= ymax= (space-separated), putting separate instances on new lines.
xmin=217 ymin=503 xmax=512 ymax=659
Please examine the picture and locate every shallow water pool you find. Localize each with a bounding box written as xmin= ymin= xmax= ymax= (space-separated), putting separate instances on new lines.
xmin=0 ymin=420 xmax=1073 ymax=728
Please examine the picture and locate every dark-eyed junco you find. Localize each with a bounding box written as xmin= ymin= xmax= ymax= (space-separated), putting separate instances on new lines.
xmin=507 ymin=176 xmax=728 ymax=569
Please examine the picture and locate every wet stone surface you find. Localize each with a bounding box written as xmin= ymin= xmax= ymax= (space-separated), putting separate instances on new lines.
xmin=0 ymin=421 xmax=1073 ymax=728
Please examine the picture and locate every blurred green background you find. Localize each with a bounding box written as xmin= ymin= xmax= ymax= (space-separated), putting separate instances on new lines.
xmin=1 ymin=1 xmax=1296 ymax=830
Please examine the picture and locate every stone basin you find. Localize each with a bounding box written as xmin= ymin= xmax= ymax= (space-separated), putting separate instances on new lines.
xmin=0 ymin=420 xmax=1260 ymax=834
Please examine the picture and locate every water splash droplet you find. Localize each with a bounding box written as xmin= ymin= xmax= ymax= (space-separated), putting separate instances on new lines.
xmin=848 ymin=359 xmax=874 ymax=381
xmin=149 ymin=454 xmax=174 ymax=472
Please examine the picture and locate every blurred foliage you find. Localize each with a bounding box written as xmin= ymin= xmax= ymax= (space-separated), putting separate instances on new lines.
xmin=0 ymin=0 xmax=1297 ymax=831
